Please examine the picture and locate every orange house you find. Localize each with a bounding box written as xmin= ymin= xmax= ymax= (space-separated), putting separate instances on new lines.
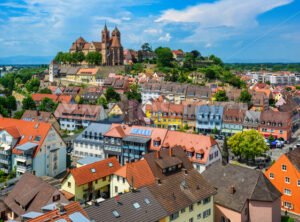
xmin=259 ymin=110 xmax=292 ymax=142
xmin=265 ymin=149 xmax=300 ymax=215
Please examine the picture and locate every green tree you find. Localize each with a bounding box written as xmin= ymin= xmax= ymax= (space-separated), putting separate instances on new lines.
xmin=205 ymin=68 xmax=216 ymax=80
xmin=96 ymin=97 xmax=108 ymax=109
xmin=213 ymin=126 xmax=218 ymax=134
xmin=269 ymin=97 xmax=276 ymax=107
xmin=238 ymin=89 xmax=252 ymax=103
xmin=209 ymin=54 xmax=224 ymax=67
xmin=155 ymin=47 xmax=174 ymax=68
xmin=72 ymin=51 xmax=85 ymax=63
xmin=132 ymin=63 xmax=143 ymax=73
xmin=39 ymin=88 xmax=52 ymax=94
xmin=85 ymin=51 xmax=102 ymax=65
xmin=26 ymin=78 xmax=40 ymax=93
xmin=22 ymin=96 xmax=36 ymax=110
xmin=268 ymin=134 xmax=275 ymax=143
xmin=214 ymin=90 xmax=228 ymax=102
xmin=54 ymin=51 xmax=64 ymax=63
xmin=141 ymin=43 xmax=152 ymax=52
xmin=0 ymin=105 xmax=9 ymax=117
xmin=191 ymin=50 xmax=201 ymax=59
xmin=228 ymin=130 xmax=269 ymax=161
xmin=126 ymin=84 xmax=141 ymax=102
xmin=13 ymin=110 xmax=25 ymax=119
xmin=38 ymin=97 xmax=56 ymax=112
xmin=105 ymin=87 xmax=120 ymax=102
xmin=6 ymin=96 xmax=17 ymax=115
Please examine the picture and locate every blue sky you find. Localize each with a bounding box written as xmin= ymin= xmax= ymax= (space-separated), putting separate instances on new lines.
xmin=0 ymin=0 xmax=300 ymax=62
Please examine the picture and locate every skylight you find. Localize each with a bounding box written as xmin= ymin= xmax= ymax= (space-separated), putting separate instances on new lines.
xmin=34 ymin=136 xmax=42 ymax=142
xmin=133 ymin=202 xmax=141 ymax=209
xmin=144 ymin=198 xmax=150 ymax=205
xmin=112 ymin=210 xmax=120 ymax=218
xmin=91 ymin=168 xmax=96 ymax=173
xmin=108 ymin=162 xmax=113 ymax=167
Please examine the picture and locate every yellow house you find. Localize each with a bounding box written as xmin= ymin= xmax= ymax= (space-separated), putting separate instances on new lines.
xmin=110 ymin=159 xmax=155 ymax=197
xmin=108 ymin=103 xmax=123 ymax=116
xmin=61 ymin=157 xmax=121 ymax=203
xmin=75 ymin=68 xmax=98 ymax=84
xmin=145 ymin=101 xmax=184 ymax=130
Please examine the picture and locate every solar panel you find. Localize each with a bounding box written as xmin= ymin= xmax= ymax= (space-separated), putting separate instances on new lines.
xmin=130 ymin=128 xmax=152 ymax=136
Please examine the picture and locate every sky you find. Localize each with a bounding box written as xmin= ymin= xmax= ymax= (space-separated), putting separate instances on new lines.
xmin=0 ymin=0 xmax=300 ymax=63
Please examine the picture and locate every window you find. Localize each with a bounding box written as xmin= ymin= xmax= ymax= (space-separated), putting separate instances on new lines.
xmin=144 ymin=198 xmax=151 ymax=205
xmin=283 ymin=201 xmax=292 ymax=209
xmin=298 ymin=180 xmax=300 ymax=187
xmin=189 ymin=218 xmax=193 ymax=222
xmin=269 ymin=173 xmax=274 ymax=179
xmin=117 ymin=176 xmax=119 ymax=181
xmin=95 ymin=180 xmax=98 ymax=184
xmin=103 ymin=177 xmax=106 ymax=182
xmin=133 ymin=202 xmax=141 ymax=209
xmin=285 ymin=177 xmax=290 ymax=184
xmin=197 ymin=200 xmax=201 ymax=205
xmin=52 ymin=194 xmax=60 ymax=202
xmin=115 ymin=186 xmax=118 ymax=193
xmin=282 ymin=165 xmax=287 ymax=171
xmin=203 ymin=197 xmax=211 ymax=204
xmin=123 ymin=178 xmax=126 ymax=183
xmin=170 ymin=212 xmax=179 ymax=221
xmin=284 ymin=188 xmax=291 ymax=196
xmin=221 ymin=216 xmax=225 ymax=222
xmin=203 ymin=209 xmax=211 ymax=218
xmin=197 ymin=213 xmax=201 ymax=219
xmin=112 ymin=210 xmax=120 ymax=218
xmin=189 ymin=204 xmax=193 ymax=212
xmin=68 ymin=182 xmax=71 ymax=188
xmin=181 ymin=208 xmax=185 ymax=214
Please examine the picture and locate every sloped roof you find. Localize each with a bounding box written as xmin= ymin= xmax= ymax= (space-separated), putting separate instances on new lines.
xmin=4 ymin=172 xmax=68 ymax=217
xmin=63 ymin=157 xmax=121 ymax=186
xmin=286 ymin=148 xmax=300 ymax=172
xmin=85 ymin=187 xmax=167 ymax=222
xmin=114 ymin=159 xmax=155 ymax=189
xmin=202 ymin=162 xmax=282 ymax=213
xmin=147 ymin=169 xmax=216 ymax=214
xmin=27 ymin=202 xmax=89 ymax=222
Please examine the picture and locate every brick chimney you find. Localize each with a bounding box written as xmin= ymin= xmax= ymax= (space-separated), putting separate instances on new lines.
xmin=169 ymin=147 xmax=173 ymax=157
xmin=230 ymin=185 xmax=235 ymax=194
xmin=156 ymin=150 xmax=160 ymax=159
xmin=155 ymin=178 xmax=161 ymax=185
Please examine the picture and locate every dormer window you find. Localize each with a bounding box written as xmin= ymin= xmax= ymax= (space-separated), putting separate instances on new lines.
xmin=261 ymin=121 xmax=265 ymax=124
xmin=272 ymin=122 xmax=276 ymax=126
xmin=267 ymin=122 xmax=271 ymax=126
xmin=278 ymin=123 xmax=282 ymax=127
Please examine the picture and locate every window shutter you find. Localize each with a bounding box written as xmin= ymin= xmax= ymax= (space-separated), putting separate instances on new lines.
xmin=281 ymin=201 xmax=284 ymax=207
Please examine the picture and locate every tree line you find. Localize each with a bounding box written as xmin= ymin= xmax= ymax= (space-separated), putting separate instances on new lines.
xmin=54 ymin=51 xmax=102 ymax=65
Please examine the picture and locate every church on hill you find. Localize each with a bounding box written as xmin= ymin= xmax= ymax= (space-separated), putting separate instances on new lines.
xmin=69 ymin=24 xmax=123 ymax=66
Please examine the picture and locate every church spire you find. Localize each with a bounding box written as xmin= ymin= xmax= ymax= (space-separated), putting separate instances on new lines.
xmin=104 ymin=22 xmax=108 ymax=32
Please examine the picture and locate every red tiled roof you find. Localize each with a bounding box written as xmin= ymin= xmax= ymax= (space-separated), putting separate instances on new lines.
xmin=3 ymin=126 xmax=21 ymax=138
xmin=32 ymin=94 xmax=71 ymax=104
xmin=77 ymin=68 xmax=99 ymax=76
xmin=61 ymin=190 xmax=75 ymax=200
xmin=27 ymin=202 xmax=88 ymax=222
xmin=0 ymin=118 xmax=51 ymax=157
xmin=104 ymin=125 xmax=126 ymax=138
xmin=63 ymin=157 xmax=121 ymax=186
xmin=114 ymin=160 xmax=155 ymax=188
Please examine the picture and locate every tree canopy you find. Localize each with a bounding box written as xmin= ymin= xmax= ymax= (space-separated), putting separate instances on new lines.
xmin=214 ymin=90 xmax=228 ymax=102
xmin=85 ymin=51 xmax=102 ymax=65
xmin=38 ymin=97 xmax=57 ymax=112
xmin=22 ymin=96 xmax=36 ymax=110
xmin=238 ymin=89 xmax=252 ymax=103
xmin=25 ymin=78 xmax=40 ymax=93
xmin=141 ymin=43 xmax=152 ymax=52
xmin=126 ymin=84 xmax=141 ymax=102
xmin=228 ymin=129 xmax=269 ymax=161
xmin=39 ymin=88 xmax=52 ymax=94
xmin=155 ymin=47 xmax=174 ymax=68
xmin=105 ymin=87 xmax=120 ymax=102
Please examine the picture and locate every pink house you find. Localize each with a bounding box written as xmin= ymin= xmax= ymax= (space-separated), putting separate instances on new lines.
xmin=202 ymin=162 xmax=282 ymax=222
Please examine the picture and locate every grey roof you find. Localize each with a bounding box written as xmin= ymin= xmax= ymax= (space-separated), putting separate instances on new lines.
xmin=197 ymin=105 xmax=224 ymax=115
xmin=244 ymin=110 xmax=261 ymax=124
xmin=21 ymin=211 xmax=44 ymax=219
xmin=286 ymin=148 xmax=300 ymax=172
xmin=85 ymin=187 xmax=168 ymax=222
xmin=123 ymin=135 xmax=151 ymax=144
xmin=202 ymin=162 xmax=282 ymax=213
xmin=68 ymin=212 xmax=91 ymax=222
xmin=77 ymin=157 xmax=104 ymax=166
xmin=74 ymin=123 xmax=111 ymax=143
xmin=15 ymin=142 xmax=38 ymax=151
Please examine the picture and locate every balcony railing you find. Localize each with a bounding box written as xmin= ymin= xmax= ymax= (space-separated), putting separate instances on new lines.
xmin=0 ymin=159 xmax=9 ymax=165
xmin=16 ymin=165 xmax=32 ymax=173
xmin=0 ymin=150 xmax=10 ymax=155
xmin=15 ymin=155 xmax=32 ymax=164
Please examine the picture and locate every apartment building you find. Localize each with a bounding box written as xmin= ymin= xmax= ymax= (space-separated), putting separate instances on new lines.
xmin=265 ymin=149 xmax=300 ymax=215
xmin=54 ymin=103 xmax=107 ymax=131
xmin=0 ymin=118 xmax=66 ymax=177
xmin=196 ymin=105 xmax=224 ymax=132
xmin=243 ymin=110 xmax=261 ymax=130
xmin=21 ymin=110 xmax=60 ymax=131
xmin=221 ymin=107 xmax=246 ymax=136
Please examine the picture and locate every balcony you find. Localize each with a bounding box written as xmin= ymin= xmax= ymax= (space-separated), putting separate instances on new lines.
xmin=16 ymin=165 xmax=32 ymax=173
xmin=15 ymin=155 xmax=32 ymax=164
xmin=0 ymin=159 xmax=9 ymax=165
xmin=0 ymin=168 xmax=8 ymax=174
xmin=0 ymin=150 xmax=10 ymax=155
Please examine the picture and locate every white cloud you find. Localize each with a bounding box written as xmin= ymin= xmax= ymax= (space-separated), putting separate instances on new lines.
xmin=122 ymin=17 xmax=131 ymax=21
xmin=94 ymin=16 xmax=122 ymax=24
xmin=159 ymin=33 xmax=171 ymax=42
xmin=156 ymin=0 xmax=293 ymax=28
xmin=144 ymin=28 xmax=162 ymax=34
xmin=205 ymin=43 xmax=212 ymax=48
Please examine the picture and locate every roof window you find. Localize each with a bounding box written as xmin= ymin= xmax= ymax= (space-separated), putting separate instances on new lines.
xmin=34 ymin=136 xmax=42 ymax=142
xmin=144 ymin=198 xmax=151 ymax=205
xmin=91 ymin=168 xmax=96 ymax=173
xmin=112 ymin=210 xmax=120 ymax=218
xmin=108 ymin=162 xmax=113 ymax=167
xmin=133 ymin=202 xmax=141 ymax=209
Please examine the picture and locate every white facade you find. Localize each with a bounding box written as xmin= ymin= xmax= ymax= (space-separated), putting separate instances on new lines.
xmin=49 ymin=61 xmax=58 ymax=83
xmin=73 ymin=141 xmax=105 ymax=159
xmin=193 ymin=144 xmax=221 ymax=173
xmin=141 ymin=91 xmax=161 ymax=104
xmin=110 ymin=174 xmax=130 ymax=197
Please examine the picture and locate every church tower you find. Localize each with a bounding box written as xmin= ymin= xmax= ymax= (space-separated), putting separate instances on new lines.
xmin=101 ymin=23 xmax=110 ymax=65
xmin=111 ymin=26 xmax=123 ymax=65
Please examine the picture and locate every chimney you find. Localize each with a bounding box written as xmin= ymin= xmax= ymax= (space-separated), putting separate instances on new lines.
xmin=155 ymin=178 xmax=161 ymax=185
xmin=230 ymin=186 xmax=235 ymax=194
xmin=184 ymin=169 xmax=188 ymax=176
xmin=169 ymin=147 xmax=173 ymax=157
xmin=56 ymin=203 xmax=65 ymax=213
xmin=156 ymin=150 xmax=160 ymax=159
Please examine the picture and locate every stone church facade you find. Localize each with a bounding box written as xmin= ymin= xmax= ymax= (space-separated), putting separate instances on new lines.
xmin=69 ymin=24 xmax=123 ymax=66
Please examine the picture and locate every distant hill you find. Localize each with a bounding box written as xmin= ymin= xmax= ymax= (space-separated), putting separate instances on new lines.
xmin=0 ymin=56 xmax=53 ymax=65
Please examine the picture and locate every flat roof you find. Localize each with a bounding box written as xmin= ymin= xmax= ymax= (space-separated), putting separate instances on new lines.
xmin=77 ymin=157 xmax=104 ymax=166
xmin=16 ymin=142 xmax=38 ymax=152
xmin=123 ymin=135 xmax=151 ymax=144
xmin=21 ymin=211 xmax=44 ymax=219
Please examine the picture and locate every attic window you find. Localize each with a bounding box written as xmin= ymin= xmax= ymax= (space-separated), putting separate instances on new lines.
xmin=91 ymin=168 xmax=96 ymax=173
xmin=112 ymin=210 xmax=120 ymax=218
xmin=144 ymin=198 xmax=151 ymax=205
xmin=29 ymin=136 xmax=33 ymax=141
xmin=34 ymin=136 xmax=42 ymax=142
xmin=34 ymin=123 xmax=39 ymax=129
xmin=108 ymin=162 xmax=113 ymax=167
xmin=133 ymin=202 xmax=141 ymax=209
